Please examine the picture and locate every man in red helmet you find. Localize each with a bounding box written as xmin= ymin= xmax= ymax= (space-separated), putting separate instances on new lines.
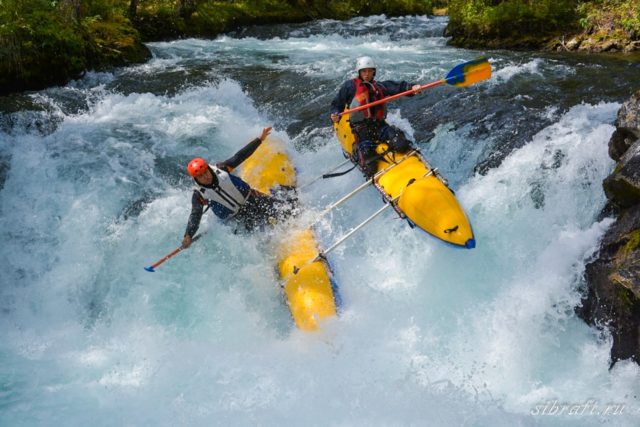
xmin=182 ymin=126 xmax=292 ymax=248
xmin=330 ymin=56 xmax=422 ymax=177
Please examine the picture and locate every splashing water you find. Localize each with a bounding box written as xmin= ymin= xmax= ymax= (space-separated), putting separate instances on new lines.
xmin=1 ymin=15 xmax=640 ymax=427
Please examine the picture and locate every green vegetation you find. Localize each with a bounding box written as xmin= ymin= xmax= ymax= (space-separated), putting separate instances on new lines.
xmin=0 ymin=0 xmax=434 ymax=94
xmin=445 ymin=0 xmax=640 ymax=50
xmin=622 ymin=229 xmax=640 ymax=257
xmin=615 ymin=284 xmax=634 ymax=311
xmin=574 ymin=0 xmax=640 ymax=50
xmin=578 ymin=0 xmax=640 ymax=36
xmin=0 ymin=0 xmax=150 ymax=94
xmin=3 ymin=0 xmax=639 ymax=95
xmin=132 ymin=0 xmax=435 ymax=40
xmin=446 ymin=0 xmax=581 ymax=48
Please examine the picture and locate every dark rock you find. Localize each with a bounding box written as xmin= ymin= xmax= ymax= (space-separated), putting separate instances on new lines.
xmin=580 ymin=206 xmax=640 ymax=365
xmin=579 ymin=90 xmax=640 ymax=366
xmin=615 ymin=90 xmax=640 ymax=140
xmin=609 ymin=128 xmax=637 ymax=161
xmin=603 ymin=140 xmax=640 ymax=208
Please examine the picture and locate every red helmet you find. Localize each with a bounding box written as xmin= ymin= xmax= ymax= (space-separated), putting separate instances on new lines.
xmin=187 ymin=157 xmax=208 ymax=177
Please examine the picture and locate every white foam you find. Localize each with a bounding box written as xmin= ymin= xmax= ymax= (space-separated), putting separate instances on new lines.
xmin=1 ymin=17 xmax=639 ymax=427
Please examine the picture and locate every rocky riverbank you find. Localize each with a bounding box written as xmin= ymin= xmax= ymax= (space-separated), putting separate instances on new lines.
xmin=578 ymin=91 xmax=640 ymax=366
xmin=446 ymin=25 xmax=640 ymax=53
xmin=546 ymin=31 xmax=640 ymax=54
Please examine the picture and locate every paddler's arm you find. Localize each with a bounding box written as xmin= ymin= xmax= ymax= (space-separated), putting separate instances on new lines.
xmin=330 ymin=80 xmax=356 ymax=123
xmin=218 ymin=127 xmax=272 ymax=172
xmin=378 ymin=80 xmax=422 ymax=96
xmin=182 ymin=191 xmax=204 ymax=248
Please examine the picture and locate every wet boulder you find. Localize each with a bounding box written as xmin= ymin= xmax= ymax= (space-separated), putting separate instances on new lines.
xmin=615 ymin=90 xmax=640 ymax=140
xmin=579 ymin=90 xmax=640 ymax=366
xmin=609 ymin=91 xmax=640 ymax=160
xmin=603 ymin=140 xmax=640 ymax=208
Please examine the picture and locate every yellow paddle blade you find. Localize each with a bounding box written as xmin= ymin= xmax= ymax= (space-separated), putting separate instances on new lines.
xmin=445 ymin=57 xmax=492 ymax=87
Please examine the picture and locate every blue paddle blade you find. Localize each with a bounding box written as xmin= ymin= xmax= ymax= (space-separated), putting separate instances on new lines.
xmin=445 ymin=58 xmax=491 ymax=87
xmin=144 ymin=266 xmax=155 ymax=272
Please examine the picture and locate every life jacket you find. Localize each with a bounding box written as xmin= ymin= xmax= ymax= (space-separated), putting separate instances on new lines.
xmin=194 ymin=165 xmax=251 ymax=220
xmin=349 ymin=78 xmax=386 ymax=124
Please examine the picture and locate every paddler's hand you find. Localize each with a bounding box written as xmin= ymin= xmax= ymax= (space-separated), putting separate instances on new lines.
xmin=259 ymin=126 xmax=272 ymax=141
xmin=330 ymin=113 xmax=339 ymax=123
xmin=181 ymin=234 xmax=192 ymax=248
xmin=411 ymin=84 xmax=423 ymax=94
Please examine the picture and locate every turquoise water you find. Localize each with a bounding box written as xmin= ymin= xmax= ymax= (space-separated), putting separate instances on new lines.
xmin=1 ymin=15 xmax=640 ymax=426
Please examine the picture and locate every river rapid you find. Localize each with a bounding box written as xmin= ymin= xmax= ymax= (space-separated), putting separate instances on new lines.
xmin=1 ymin=15 xmax=640 ymax=426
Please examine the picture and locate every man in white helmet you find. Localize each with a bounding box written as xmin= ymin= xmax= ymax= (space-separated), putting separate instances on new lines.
xmin=330 ymin=56 xmax=422 ymax=177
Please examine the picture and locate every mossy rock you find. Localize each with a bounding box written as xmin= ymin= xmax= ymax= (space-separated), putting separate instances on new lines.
xmin=622 ymin=229 xmax=640 ymax=257
xmin=603 ymin=138 xmax=640 ymax=208
xmin=610 ymin=281 xmax=636 ymax=310
xmin=604 ymin=174 xmax=640 ymax=208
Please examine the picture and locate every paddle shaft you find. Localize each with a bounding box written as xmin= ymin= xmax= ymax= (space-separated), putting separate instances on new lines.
xmin=145 ymin=234 xmax=203 ymax=272
xmin=338 ymin=79 xmax=445 ymax=117
xmin=148 ymin=246 xmax=184 ymax=270
xmin=338 ymin=57 xmax=491 ymax=117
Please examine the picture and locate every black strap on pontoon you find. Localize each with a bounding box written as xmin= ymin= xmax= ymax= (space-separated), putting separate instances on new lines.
xmin=322 ymin=164 xmax=357 ymax=179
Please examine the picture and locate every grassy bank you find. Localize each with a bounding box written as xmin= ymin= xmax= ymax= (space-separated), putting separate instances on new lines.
xmin=0 ymin=0 xmax=435 ymax=95
xmin=445 ymin=0 xmax=640 ymax=51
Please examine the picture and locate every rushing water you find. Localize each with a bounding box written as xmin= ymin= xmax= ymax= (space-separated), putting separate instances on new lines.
xmin=2 ymin=15 xmax=640 ymax=426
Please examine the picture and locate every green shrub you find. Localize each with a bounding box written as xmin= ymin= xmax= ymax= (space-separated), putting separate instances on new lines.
xmin=577 ymin=0 xmax=640 ymax=37
xmin=448 ymin=0 xmax=580 ymax=38
xmin=0 ymin=4 xmax=87 ymax=92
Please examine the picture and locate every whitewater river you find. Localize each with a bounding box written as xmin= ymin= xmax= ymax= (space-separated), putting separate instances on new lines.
xmin=2 ymin=15 xmax=640 ymax=426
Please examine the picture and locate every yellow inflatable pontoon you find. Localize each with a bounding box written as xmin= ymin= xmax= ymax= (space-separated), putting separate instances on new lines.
xmin=240 ymin=138 xmax=339 ymax=331
xmin=334 ymin=117 xmax=475 ymax=248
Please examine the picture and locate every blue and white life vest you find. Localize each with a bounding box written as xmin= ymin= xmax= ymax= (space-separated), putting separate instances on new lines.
xmin=195 ymin=165 xmax=251 ymax=219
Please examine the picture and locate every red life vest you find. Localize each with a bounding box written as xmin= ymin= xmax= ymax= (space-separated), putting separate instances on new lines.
xmin=349 ymin=78 xmax=386 ymax=123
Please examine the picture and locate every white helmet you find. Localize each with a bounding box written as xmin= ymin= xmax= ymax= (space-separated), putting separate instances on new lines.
xmin=355 ymin=56 xmax=376 ymax=73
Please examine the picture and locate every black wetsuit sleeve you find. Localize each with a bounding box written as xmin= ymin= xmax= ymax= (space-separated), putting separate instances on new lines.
xmin=185 ymin=191 xmax=204 ymax=237
xmin=378 ymin=80 xmax=414 ymax=97
xmin=330 ymin=80 xmax=356 ymax=115
xmin=219 ymin=138 xmax=262 ymax=171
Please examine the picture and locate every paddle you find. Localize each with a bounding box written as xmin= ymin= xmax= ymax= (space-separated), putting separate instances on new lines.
xmin=144 ymin=233 xmax=204 ymax=272
xmin=338 ymin=57 xmax=492 ymax=117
